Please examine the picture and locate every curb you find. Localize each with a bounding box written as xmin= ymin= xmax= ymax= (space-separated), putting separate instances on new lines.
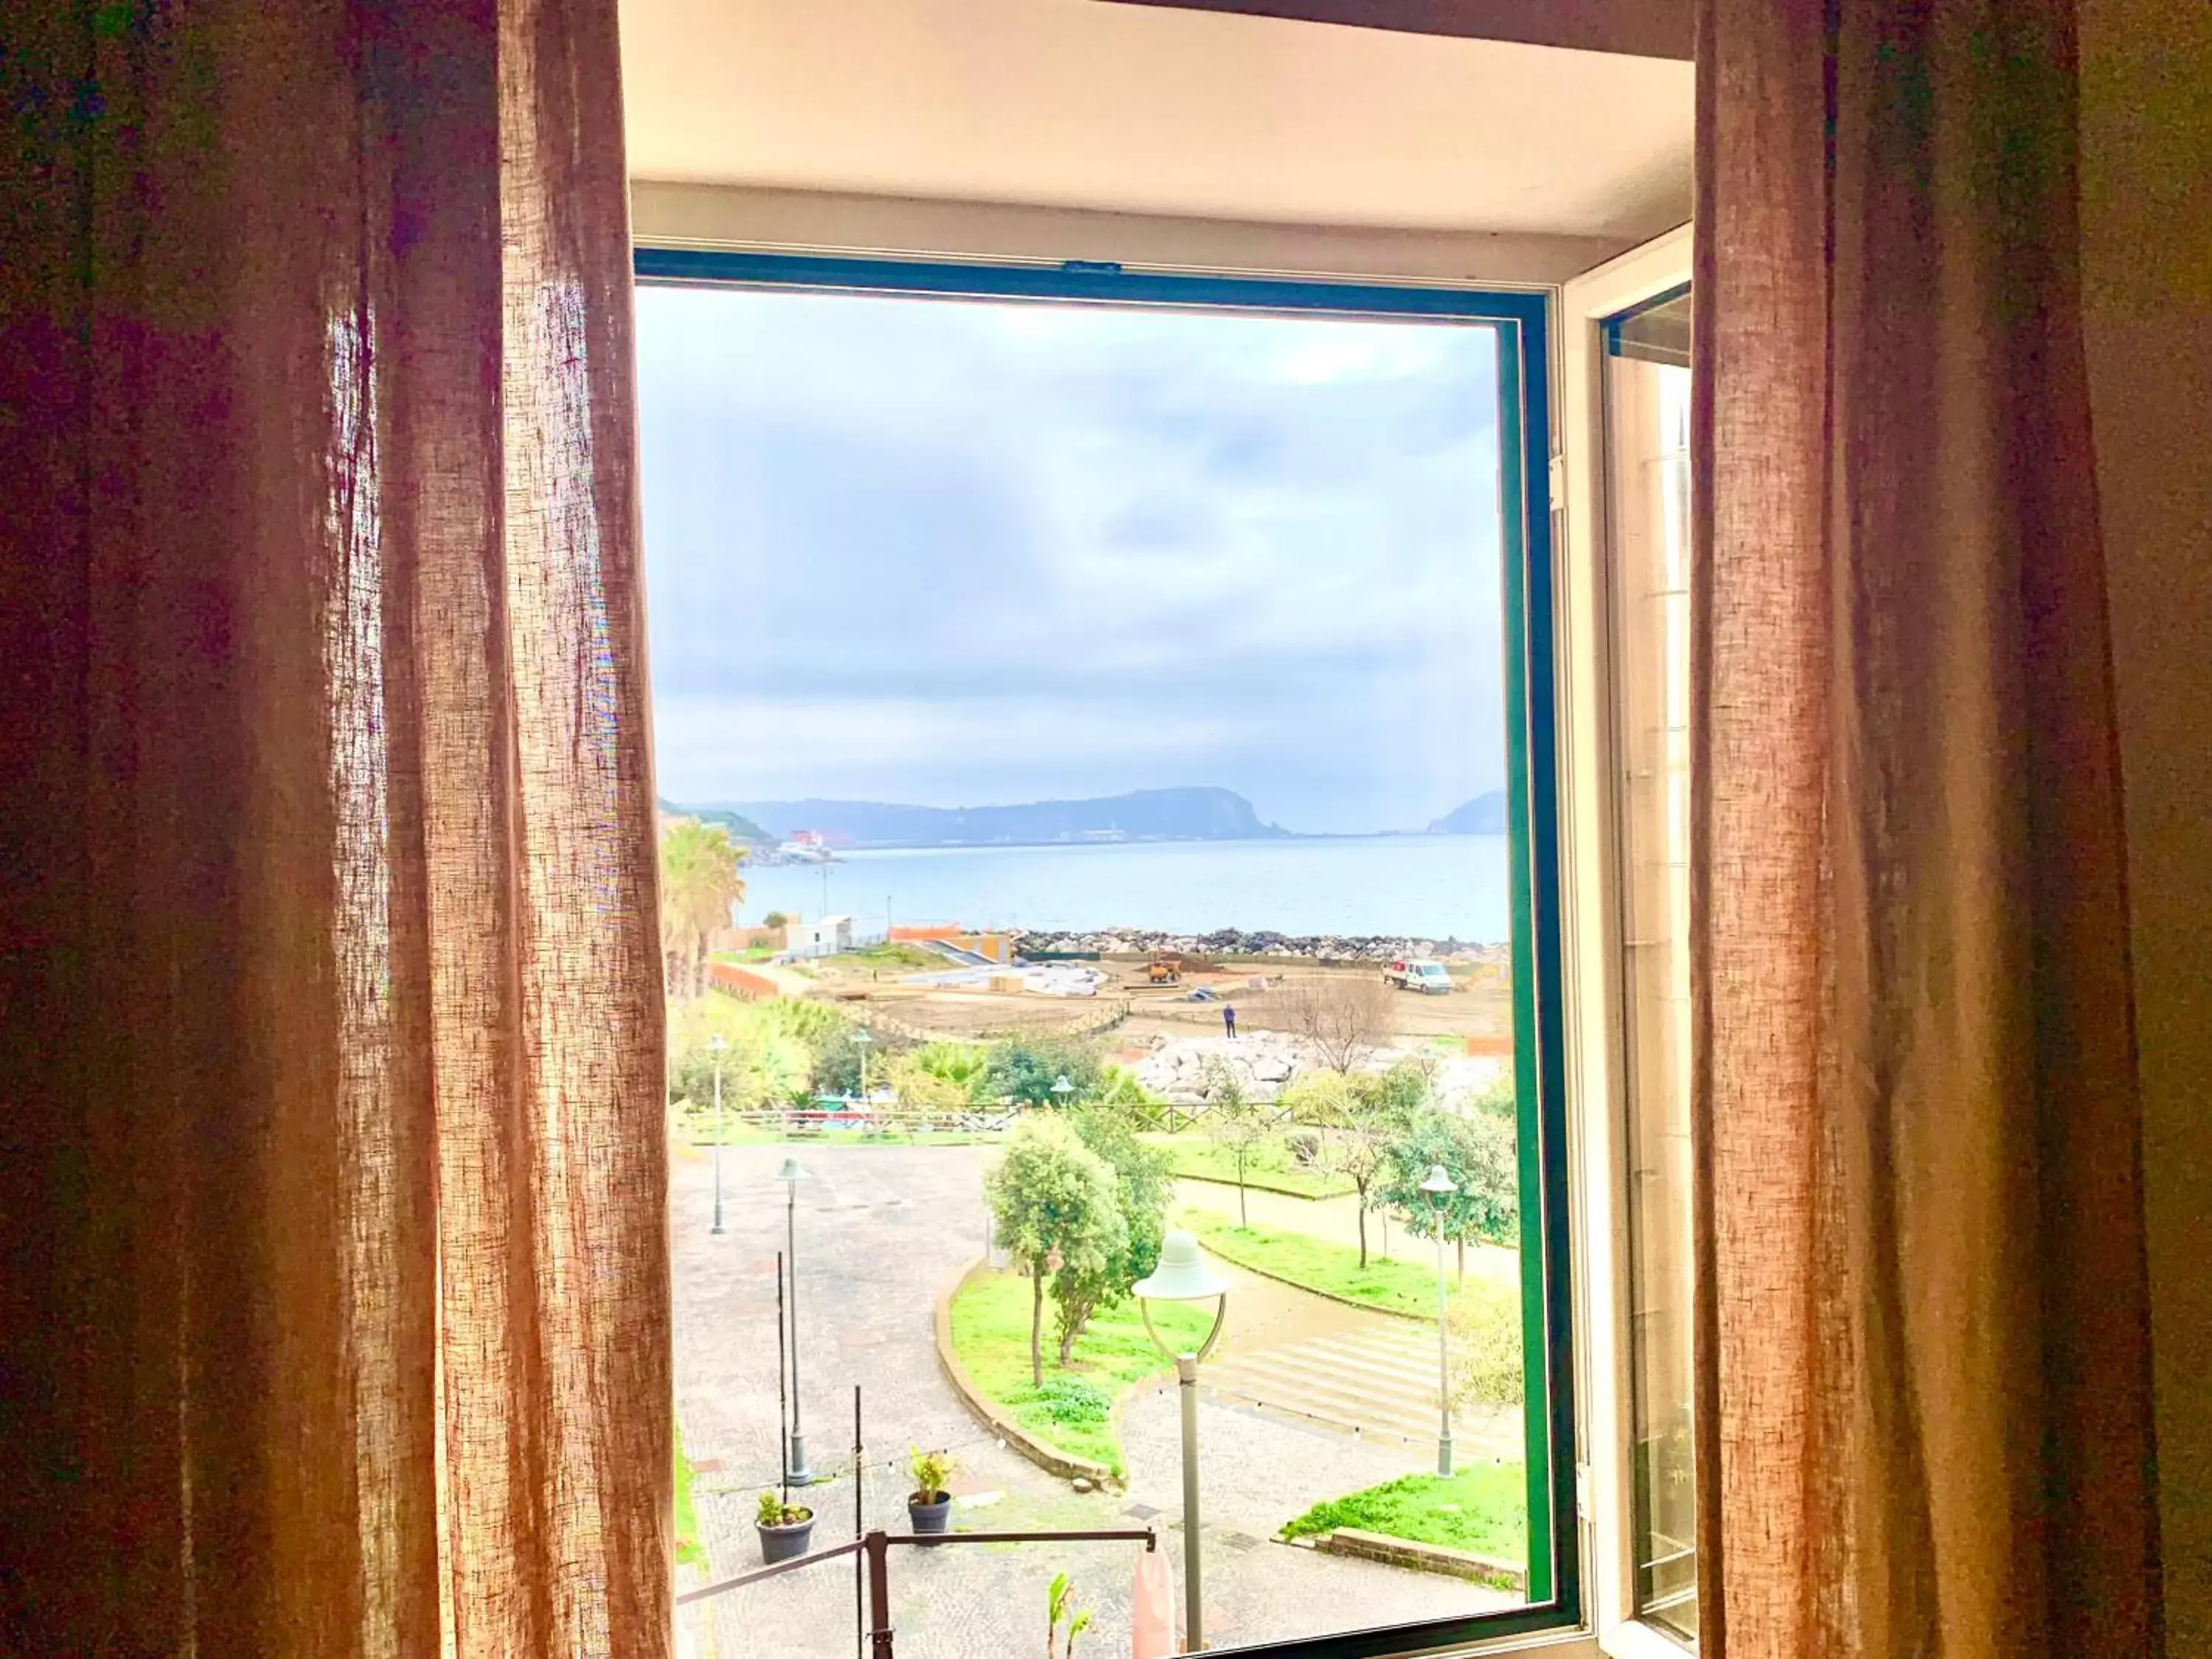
xmin=1186 ymin=1229 xmax=1434 ymax=1325
xmin=1314 ymin=1527 xmax=1526 ymax=1593
xmin=1166 ymin=1169 xmax=1355 ymax=1202
xmin=933 ymin=1262 xmax=1118 ymax=1489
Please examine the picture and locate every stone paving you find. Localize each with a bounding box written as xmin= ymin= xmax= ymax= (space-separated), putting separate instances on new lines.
xmin=672 ymin=1142 xmax=1520 ymax=1658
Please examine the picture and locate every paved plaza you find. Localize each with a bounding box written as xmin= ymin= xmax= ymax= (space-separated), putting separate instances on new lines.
xmin=672 ymin=1143 xmax=1520 ymax=1657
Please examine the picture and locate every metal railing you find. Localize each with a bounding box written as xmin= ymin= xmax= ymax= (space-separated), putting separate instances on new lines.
xmin=678 ymin=1526 xmax=1158 ymax=1659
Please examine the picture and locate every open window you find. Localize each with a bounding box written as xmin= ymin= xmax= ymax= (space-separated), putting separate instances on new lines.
xmin=639 ymin=252 xmax=1586 ymax=1657
xmin=1559 ymin=226 xmax=1699 ymax=1658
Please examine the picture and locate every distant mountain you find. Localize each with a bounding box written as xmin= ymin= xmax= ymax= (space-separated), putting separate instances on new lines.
xmin=658 ymin=798 xmax=772 ymax=844
xmin=1427 ymin=790 xmax=1509 ymax=835
xmin=699 ymin=787 xmax=1290 ymax=849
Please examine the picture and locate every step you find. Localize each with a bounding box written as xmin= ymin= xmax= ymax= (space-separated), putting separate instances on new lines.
xmin=1201 ymin=1361 xmax=1441 ymax=1438
xmin=1218 ymin=1338 xmax=1440 ymax=1402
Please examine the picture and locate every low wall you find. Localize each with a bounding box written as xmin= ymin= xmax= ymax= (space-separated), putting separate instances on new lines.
xmin=1315 ymin=1527 xmax=1525 ymax=1593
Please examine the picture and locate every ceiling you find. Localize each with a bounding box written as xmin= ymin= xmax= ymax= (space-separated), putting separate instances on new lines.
xmin=619 ymin=0 xmax=1694 ymax=240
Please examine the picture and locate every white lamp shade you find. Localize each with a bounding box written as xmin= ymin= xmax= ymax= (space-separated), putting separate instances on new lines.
xmin=777 ymin=1156 xmax=807 ymax=1184
xmin=1419 ymin=1164 xmax=1458 ymax=1196
xmin=1133 ymin=1231 xmax=1231 ymax=1302
xmin=706 ymin=1034 xmax=726 ymax=1051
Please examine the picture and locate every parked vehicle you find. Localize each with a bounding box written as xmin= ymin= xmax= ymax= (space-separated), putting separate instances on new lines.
xmin=1145 ymin=953 xmax=1183 ymax=985
xmin=1383 ymin=957 xmax=1454 ymax=995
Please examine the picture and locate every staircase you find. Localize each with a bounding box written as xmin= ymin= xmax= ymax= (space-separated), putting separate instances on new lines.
xmin=1203 ymin=1320 xmax=1521 ymax=1458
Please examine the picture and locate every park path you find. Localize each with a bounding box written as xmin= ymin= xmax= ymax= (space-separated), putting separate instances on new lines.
xmin=670 ymin=1142 xmax=1517 ymax=1658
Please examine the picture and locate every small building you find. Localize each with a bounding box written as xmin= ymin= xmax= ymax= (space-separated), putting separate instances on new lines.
xmin=784 ymin=914 xmax=855 ymax=959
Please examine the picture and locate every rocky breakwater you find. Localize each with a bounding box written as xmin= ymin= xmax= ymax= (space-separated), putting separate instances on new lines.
xmin=1130 ymin=1031 xmax=1307 ymax=1105
xmin=1016 ymin=928 xmax=1509 ymax=966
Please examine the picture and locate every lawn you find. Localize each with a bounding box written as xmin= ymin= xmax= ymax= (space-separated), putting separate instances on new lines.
xmin=675 ymin=1423 xmax=705 ymax=1568
xmin=1178 ymin=1206 xmax=1461 ymax=1321
xmin=1139 ymin=1132 xmax=1354 ymax=1199
xmin=1280 ymin=1463 xmax=1527 ymax=1565
xmin=947 ymin=1267 xmax=1215 ymax=1478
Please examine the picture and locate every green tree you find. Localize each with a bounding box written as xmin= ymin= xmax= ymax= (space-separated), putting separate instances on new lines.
xmin=883 ymin=1050 xmax=970 ymax=1114
xmin=1307 ymin=1059 xmax=1433 ymax=1267
xmin=985 ymin=1037 xmax=1103 ymax=1107
xmin=914 ymin=1040 xmax=990 ymax=1102
xmin=986 ymin=1116 xmax=1126 ymax=1386
xmin=658 ymin=818 xmax=746 ymax=998
xmin=1051 ymin=1109 xmax=1171 ymax=1360
xmin=808 ymin=1022 xmax=904 ymax=1100
xmin=1199 ymin=1060 xmax=1272 ymax=1226
xmin=1377 ymin=1105 xmax=1519 ymax=1282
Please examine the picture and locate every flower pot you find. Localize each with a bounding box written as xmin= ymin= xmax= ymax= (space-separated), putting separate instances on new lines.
xmin=907 ymin=1492 xmax=953 ymax=1537
xmin=757 ymin=1510 xmax=815 ymax=1564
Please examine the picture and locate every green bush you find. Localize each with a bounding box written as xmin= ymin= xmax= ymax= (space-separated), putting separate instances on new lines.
xmin=1032 ymin=1377 xmax=1112 ymax=1427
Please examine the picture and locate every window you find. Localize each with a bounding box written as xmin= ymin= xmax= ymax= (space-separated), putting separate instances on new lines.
xmin=1559 ymin=229 xmax=1697 ymax=1658
xmin=636 ymin=250 xmax=1579 ymax=1657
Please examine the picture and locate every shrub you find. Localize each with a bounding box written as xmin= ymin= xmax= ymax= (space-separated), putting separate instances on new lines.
xmin=1032 ymin=1377 xmax=1112 ymax=1427
xmin=757 ymin=1491 xmax=810 ymax=1527
xmin=1447 ymin=1278 xmax=1525 ymax=1412
xmin=908 ymin=1445 xmax=954 ymax=1500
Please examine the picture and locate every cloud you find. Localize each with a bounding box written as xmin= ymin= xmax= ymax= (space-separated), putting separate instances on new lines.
xmin=636 ymin=285 xmax=1509 ymax=834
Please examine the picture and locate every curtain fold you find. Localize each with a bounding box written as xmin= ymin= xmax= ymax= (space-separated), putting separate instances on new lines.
xmin=1690 ymin=0 xmax=2163 ymax=1653
xmin=0 ymin=1 xmax=670 ymax=1652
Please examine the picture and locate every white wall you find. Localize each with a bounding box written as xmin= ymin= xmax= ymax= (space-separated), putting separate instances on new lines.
xmin=630 ymin=181 xmax=1638 ymax=288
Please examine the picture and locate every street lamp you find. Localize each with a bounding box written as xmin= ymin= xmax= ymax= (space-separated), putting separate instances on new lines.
xmin=1050 ymin=1074 xmax=1075 ymax=1106
xmin=852 ymin=1026 xmax=872 ymax=1101
xmin=1420 ymin=1163 xmax=1459 ymax=1477
xmin=1133 ymin=1230 xmax=1231 ymax=1652
xmin=777 ymin=1155 xmax=815 ymax=1485
xmin=708 ymin=1035 xmax=728 ymax=1237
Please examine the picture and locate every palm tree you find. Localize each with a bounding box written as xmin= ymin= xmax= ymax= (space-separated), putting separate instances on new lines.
xmin=658 ymin=818 xmax=747 ymax=998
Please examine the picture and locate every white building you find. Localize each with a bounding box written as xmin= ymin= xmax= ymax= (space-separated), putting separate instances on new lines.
xmin=783 ymin=914 xmax=855 ymax=959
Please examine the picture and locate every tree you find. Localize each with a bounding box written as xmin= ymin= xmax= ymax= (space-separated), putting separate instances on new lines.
xmin=986 ymin=1117 xmax=1125 ymax=1386
xmin=883 ymin=1051 xmax=970 ymax=1115
xmin=1310 ymin=1060 xmax=1433 ymax=1267
xmin=1199 ymin=1060 xmax=1271 ymax=1226
xmin=1050 ymin=1110 xmax=1170 ymax=1361
xmin=658 ymin=818 xmax=746 ymax=998
xmin=985 ymin=1036 xmax=1103 ymax=1107
xmin=762 ymin=909 xmax=793 ymax=929
xmin=1278 ymin=973 xmax=1394 ymax=1075
xmin=1447 ymin=1276 xmax=1523 ymax=1413
xmin=1377 ymin=1105 xmax=1518 ymax=1283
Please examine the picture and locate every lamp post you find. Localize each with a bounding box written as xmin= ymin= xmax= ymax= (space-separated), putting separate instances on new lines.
xmin=778 ymin=1155 xmax=815 ymax=1485
xmin=853 ymin=1027 xmax=872 ymax=1102
xmin=708 ymin=1035 xmax=728 ymax=1237
xmin=1420 ymin=1164 xmax=1458 ymax=1477
xmin=1051 ymin=1074 xmax=1074 ymax=1107
xmin=1133 ymin=1230 xmax=1231 ymax=1652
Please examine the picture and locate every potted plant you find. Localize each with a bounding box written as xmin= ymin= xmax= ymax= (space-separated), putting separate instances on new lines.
xmin=907 ymin=1445 xmax=955 ymax=1537
xmin=755 ymin=1489 xmax=815 ymax=1563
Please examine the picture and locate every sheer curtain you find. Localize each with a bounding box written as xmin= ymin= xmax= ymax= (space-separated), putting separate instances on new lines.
xmin=1691 ymin=0 xmax=2163 ymax=1654
xmin=0 ymin=1 xmax=669 ymax=1653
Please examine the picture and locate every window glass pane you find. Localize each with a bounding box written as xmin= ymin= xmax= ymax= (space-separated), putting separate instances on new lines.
xmin=638 ymin=272 xmax=1559 ymax=1655
xmin=1604 ymin=307 xmax=1699 ymax=1642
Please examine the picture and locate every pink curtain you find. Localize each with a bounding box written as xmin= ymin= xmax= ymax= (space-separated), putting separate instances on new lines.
xmin=0 ymin=0 xmax=670 ymax=1652
xmin=1691 ymin=0 xmax=2163 ymax=1653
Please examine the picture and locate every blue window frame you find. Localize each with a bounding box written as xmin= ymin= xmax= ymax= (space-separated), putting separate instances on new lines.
xmin=633 ymin=245 xmax=1578 ymax=1657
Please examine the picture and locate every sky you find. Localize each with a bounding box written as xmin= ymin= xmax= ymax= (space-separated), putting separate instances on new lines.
xmin=635 ymin=283 xmax=1509 ymax=836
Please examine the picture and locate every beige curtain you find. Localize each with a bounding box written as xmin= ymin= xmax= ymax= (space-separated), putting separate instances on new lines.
xmin=0 ymin=1 xmax=669 ymax=1653
xmin=1691 ymin=0 xmax=2163 ymax=1654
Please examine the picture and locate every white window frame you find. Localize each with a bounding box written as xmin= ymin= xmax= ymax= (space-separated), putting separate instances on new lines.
xmin=1554 ymin=223 xmax=1697 ymax=1659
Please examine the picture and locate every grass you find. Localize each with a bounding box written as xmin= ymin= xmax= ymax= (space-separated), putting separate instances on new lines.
xmin=947 ymin=1267 xmax=1215 ymax=1478
xmin=1178 ymin=1206 xmax=1462 ymax=1321
xmin=1139 ymin=1132 xmax=1354 ymax=1199
xmin=708 ymin=945 xmax=779 ymax=964
xmin=821 ymin=942 xmax=938 ymax=973
xmin=1281 ymin=1464 xmax=1527 ymax=1565
xmin=675 ymin=1423 xmax=705 ymax=1569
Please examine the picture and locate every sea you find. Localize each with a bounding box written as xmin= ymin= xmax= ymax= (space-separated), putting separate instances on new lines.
xmin=738 ymin=833 xmax=1512 ymax=945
